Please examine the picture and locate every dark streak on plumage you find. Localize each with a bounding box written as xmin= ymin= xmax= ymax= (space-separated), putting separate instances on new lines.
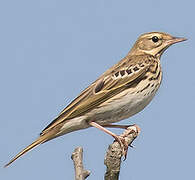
xmin=126 ymin=69 xmax=132 ymax=74
xmin=150 ymin=63 xmax=159 ymax=74
xmin=155 ymin=84 xmax=159 ymax=88
xmin=120 ymin=70 xmax=126 ymax=76
xmin=133 ymin=66 xmax=139 ymax=71
xmin=140 ymin=83 xmax=150 ymax=92
xmin=115 ymin=72 xmax=119 ymax=77
xmin=139 ymin=63 xmax=145 ymax=67
xmin=94 ymin=80 xmax=105 ymax=93
xmin=148 ymin=71 xmax=161 ymax=81
xmin=151 ymin=89 xmax=155 ymax=94
xmin=126 ymin=75 xmax=148 ymax=88
xmin=122 ymin=62 xmax=126 ymax=66
xmin=149 ymin=71 xmax=161 ymax=81
xmin=156 ymin=71 xmax=161 ymax=80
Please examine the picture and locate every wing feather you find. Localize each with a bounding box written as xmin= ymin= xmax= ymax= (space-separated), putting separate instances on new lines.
xmin=41 ymin=56 xmax=152 ymax=135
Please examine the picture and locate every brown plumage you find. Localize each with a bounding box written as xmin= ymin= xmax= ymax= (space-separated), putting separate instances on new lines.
xmin=5 ymin=32 xmax=186 ymax=167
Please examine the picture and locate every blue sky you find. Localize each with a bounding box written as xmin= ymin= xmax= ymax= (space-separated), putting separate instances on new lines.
xmin=0 ymin=0 xmax=194 ymax=179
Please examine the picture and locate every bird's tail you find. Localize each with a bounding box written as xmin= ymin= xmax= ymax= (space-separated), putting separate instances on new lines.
xmin=4 ymin=133 xmax=52 ymax=168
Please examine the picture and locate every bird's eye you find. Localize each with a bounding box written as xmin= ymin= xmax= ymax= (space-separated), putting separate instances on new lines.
xmin=152 ymin=36 xmax=159 ymax=43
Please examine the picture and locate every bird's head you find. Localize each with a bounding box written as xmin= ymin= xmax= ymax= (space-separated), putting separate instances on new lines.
xmin=129 ymin=32 xmax=187 ymax=58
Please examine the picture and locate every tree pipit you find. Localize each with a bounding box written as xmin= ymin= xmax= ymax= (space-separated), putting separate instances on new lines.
xmin=5 ymin=32 xmax=186 ymax=167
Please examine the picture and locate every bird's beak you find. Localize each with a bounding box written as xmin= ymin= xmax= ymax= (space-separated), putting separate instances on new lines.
xmin=166 ymin=37 xmax=187 ymax=45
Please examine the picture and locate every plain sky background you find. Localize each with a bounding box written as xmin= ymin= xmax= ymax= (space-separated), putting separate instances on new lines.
xmin=0 ymin=0 xmax=194 ymax=180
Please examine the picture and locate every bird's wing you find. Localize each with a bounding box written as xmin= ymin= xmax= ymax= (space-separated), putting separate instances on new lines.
xmin=40 ymin=57 xmax=151 ymax=135
xmin=4 ymin=57 xmax=152 ymax=167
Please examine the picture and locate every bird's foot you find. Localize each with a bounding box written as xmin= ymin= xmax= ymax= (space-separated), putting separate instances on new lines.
xmin=114 ymin=136 xmax=129 ymax=160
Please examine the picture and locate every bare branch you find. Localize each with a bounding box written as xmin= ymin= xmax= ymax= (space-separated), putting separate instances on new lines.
xmin=71 ymin=147 xmax=90 ymax=180
xmin=104 ymin=124 xmax=141 ymax=180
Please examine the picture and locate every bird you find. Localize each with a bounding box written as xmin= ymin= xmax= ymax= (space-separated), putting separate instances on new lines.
xmin=4 ymin=32 xmax=186 ymax=167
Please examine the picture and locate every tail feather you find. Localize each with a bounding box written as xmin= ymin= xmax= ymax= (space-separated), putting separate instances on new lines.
xmin=4 ymin=135 xmax=49 ymax=168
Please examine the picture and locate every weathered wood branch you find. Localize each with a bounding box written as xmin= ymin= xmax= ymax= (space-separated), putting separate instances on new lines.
xmin=71 ymin=124 xmax=140 ymax=180
xmin=104 ymin=125 xmax=141 ymax=180
xmin=71 ymin=147 xmax=90 ymax=180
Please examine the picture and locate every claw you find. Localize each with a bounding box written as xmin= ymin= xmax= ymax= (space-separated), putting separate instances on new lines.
xmin=129 ymin=143 xmax=135 ymax=148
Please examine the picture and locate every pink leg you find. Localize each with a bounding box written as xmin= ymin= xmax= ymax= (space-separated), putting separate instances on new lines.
xmin=89 ymin=122 xmax=128 ymax=158
xmin=102 ymin=124 xmax=132 ymax=129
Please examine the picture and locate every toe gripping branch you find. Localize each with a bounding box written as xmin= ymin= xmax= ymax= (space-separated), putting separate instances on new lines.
xmin=104 ymin=124 xmax=141 ymax=180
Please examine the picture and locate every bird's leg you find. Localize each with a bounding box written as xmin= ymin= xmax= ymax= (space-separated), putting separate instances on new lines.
xmin=89 ymin=122 xmax=129 ymax=158
xmin=102 ymin=124 xmax=133 ymax=129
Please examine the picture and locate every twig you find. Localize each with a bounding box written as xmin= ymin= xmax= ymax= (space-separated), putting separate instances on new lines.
xmin=71 ymin=147 xmax=90 ymax=180
xmin=104 ymin=124 xmax=141 ymax=180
